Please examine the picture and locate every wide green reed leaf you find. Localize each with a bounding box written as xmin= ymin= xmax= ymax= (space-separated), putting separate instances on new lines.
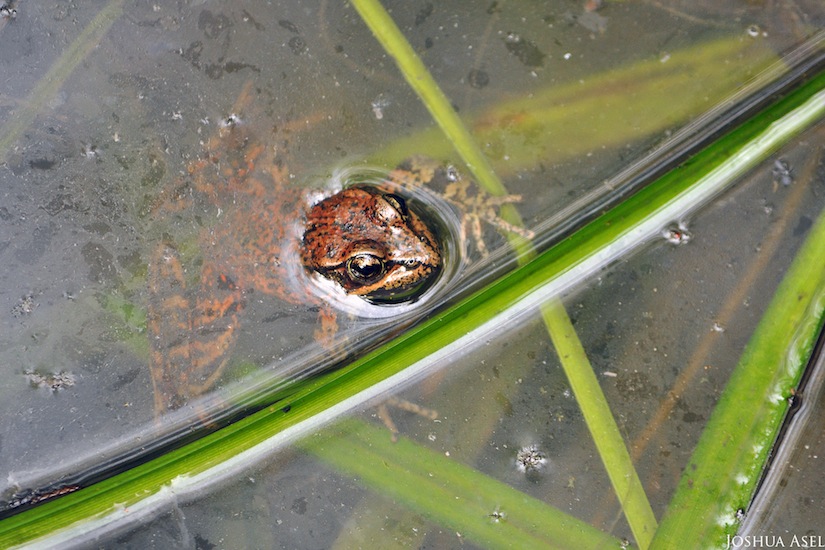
xmin=651 ymin=118 xmax=825 ymax=547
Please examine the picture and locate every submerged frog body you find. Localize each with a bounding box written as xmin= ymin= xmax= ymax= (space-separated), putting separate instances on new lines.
xmin=146 ymin=82 xmax=531 ymax=414
xmin=146 ymin=93 xmax=444 ymax=412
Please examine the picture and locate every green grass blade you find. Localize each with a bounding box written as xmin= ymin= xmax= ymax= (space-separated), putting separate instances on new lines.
xmin=348 ymin=0 xmax=532 ymax=258
xmin=651 ymin=150 xmax=825 ymax=547
xmin=542 ymin=301 xmax=658 ymax=547
xmin=349 ymin=0 xmax=506 ymax=197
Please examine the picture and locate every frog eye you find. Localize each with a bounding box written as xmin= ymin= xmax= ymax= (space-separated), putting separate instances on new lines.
xmin=346 ymin=253 xmax=386 ymax=285
xmin=383 ymin=193 xmax=409 ymax=218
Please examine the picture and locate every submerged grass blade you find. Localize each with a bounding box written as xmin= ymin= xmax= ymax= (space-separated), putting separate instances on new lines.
xmin=349 ymin=0 xmax=506 ymax=196
xmin=303 ymin=419 xmax=624 ymax=549
xmin=373 ymin=35 xmax=776 ymax=175
xmin=650 ymin=155 xmax=825 ymax=547
xmin=348 ymin=0 xmax=531 ymax=258
xmin=0 ymin=0 xmax=124 ymax=162
xmin=542 ymin=301 xmax=658 ymax=548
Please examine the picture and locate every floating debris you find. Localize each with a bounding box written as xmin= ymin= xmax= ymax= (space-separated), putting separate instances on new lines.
xmin=663 ymin=223 xmax=691 ymax=245
xmin=488 ymin=507 xmax=506 ymax=523
xmin=502 ymin=32 xmax=546 ymax=67
xmin=371 ymin=94 xmax=391 ymax=120
xmin=81 ymin=143 xmax=99 ymax=160
xmin=515 ymin=444 xmax=547 ymax=473
xmin=467 ymin=68 xmax=490 ymax=89
xmin=24 ymin=370 xmax=76 ymax=392
xmin=11 ymin=294 xmax=36 ymax=317
xmin=771 ymin=158 xmax=793 ymax=187
xmin=0 ymin=2 xmax=17 ymax=21
xmin=219 ymin=113 xmax=241 ymax=129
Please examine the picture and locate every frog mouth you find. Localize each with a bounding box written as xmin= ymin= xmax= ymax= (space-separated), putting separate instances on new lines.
xmin=354 ymin=261 xmax=443 ymax=305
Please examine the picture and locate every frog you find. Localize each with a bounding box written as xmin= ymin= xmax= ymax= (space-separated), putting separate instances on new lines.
xmin=145 ymin=83 xmax=526 ymax=414
xmin=301 ymin=183 xmax=441 ymax=304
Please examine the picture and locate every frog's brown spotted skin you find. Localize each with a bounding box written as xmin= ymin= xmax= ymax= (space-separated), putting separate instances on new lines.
xmin=302 ymin=185 xmax=442 ymax=303
xmin=146 ymin=84 xmax=445 ymax=413
xmin=147 ymin=113 xmax=307 ymax=412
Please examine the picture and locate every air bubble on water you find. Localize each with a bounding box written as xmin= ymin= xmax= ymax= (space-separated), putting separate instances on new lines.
xmin=746 ymin=24 xmax=765 ymax=38
xmin=445 ymin=165 xmax=459 ymax=182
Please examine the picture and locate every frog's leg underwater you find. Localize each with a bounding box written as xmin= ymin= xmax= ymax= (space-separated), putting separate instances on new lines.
xmin=388 ymin=155 xmax=533 ymax=257
xmin=145 ymin=81 xmax=266 ymax=413
xmin=147 ymin=244 xmax=246 ymax=412
xmin=146 ymin=81 xmax=342 ymax=414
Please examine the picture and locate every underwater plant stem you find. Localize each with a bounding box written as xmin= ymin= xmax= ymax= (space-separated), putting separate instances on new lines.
xmin=542 ymin=300 xmax=658 ymax=548
xmin=0 ymin=0 xmax=124 ymax=162
xmin=348 ymin=0 xmax=532 ymax=256
xmin=304 ymin=419 xmax=624 ymax=549
xmin=349 ymin=0 xmax=505 ymax=195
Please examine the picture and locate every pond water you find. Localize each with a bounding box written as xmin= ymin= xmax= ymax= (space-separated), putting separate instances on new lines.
xmin=0 ymin=0 xmax=823 ymax=547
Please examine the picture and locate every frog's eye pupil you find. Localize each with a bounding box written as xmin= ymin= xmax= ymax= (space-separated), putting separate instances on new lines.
xmin=346 ymin=253 xmax=385 ymax=284
xmin=383 ymin=193 xmax=409 ymax=217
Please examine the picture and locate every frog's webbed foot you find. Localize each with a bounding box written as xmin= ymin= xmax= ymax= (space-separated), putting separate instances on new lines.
xmin=442 ymin=178 xmax=535 ymax=257
xmin=314 ymin=303 xmax=339 ymax=349
xmin=391 ymin=156 xmax=534 ymax=257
